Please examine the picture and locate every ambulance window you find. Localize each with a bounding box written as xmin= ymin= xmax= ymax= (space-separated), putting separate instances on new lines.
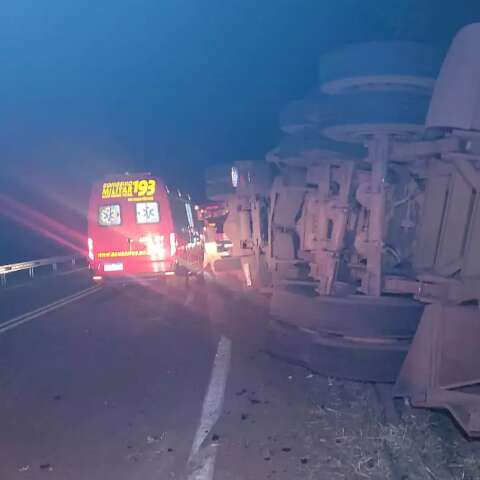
xmin=170 ymin=196 xmax=191 ymax=240
xmin=98 ymin=205 xmax=121 ymax=226
xmin=185 ymin=203 xmax=194 ymax=228
xmin=136 ymin=202 xmax=160 ymax=224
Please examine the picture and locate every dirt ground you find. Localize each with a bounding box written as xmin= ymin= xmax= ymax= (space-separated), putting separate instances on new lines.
xmin=210 ymin=279 xmax=480 ymax=480
xmin=300 ymin=376 xmax=480 ymax=480
xmin=215 ymin=348 xmax=480 ymax=480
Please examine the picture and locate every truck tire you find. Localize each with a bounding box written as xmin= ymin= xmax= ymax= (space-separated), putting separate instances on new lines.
xmin=267 ymin=286 xmax=423 ymax=382
xmin=313 ymin=90 xmax=431 ymax=142
xmin=318 ymin=42 xmax=443 ymax=94
xmin=279 ymin=90 xmax=319 ymax=133
xmin=271 ymin=286 xmax=422 ymax=339
xmin=267 ymin=319 xmax=410 ymax=383
xmin=205 ymin=164 xmax=234 ymax=183
xmin=206 ymin=181 xmax=235 ymax=201
xmin=275 ymin=128 xmax=366 ymax=160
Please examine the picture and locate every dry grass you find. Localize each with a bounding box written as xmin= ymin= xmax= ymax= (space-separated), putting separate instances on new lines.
xmin=297 ymin=377 xmax=480 ymax=480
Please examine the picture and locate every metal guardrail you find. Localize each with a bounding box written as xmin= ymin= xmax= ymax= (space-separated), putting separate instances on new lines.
xmin=0 ymin=256 xmax=81 ymax=287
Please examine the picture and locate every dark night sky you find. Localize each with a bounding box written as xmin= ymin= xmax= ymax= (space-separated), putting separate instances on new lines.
xmin=1 ymin=0 xmax=480 ymax=262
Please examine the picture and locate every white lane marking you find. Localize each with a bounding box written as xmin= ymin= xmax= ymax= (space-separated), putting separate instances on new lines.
xmin=188 ymin=451 xmax=215 ymax=480
xmin=187 ymin=335 xmax=232 ymax=480
xmin=0 ymin=285 xmax=101 ymax=328
xmin=0 ymin=285 xmax=102 ymax=335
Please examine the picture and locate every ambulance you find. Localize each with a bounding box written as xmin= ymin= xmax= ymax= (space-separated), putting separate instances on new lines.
xmin=87 ymin=173 xmax=203 ymax=280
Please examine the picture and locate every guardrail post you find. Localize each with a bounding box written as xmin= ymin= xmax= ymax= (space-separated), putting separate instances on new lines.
xmin=0 ymin=255 xmax=84 ymax=285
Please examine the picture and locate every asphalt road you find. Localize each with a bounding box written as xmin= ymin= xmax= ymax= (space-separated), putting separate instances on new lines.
xmin=0 ymin=273 xmax=319 ymax=480
xmin=0 ymin=277 xmax=218 ymax=479
xmin=2 ymin=272 xmax=478 ymax=480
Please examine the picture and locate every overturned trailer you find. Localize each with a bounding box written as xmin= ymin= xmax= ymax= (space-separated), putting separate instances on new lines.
xmin=206 ymin=24 xmax=480 ymax=437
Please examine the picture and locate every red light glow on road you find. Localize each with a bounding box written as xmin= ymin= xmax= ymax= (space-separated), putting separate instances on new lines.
xmin=0 ymin=194 xmax=86 ymax=255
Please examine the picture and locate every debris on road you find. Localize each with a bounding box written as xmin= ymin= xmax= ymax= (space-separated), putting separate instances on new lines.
xmin=146 ymin=435 xmax=159 ymax=444
xmin=262 ymin=447 xmax=272 ymax=461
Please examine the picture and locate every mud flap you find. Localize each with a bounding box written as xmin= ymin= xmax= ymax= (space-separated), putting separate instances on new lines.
xmin=394 ymin=303 xmax=480 ymax=437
